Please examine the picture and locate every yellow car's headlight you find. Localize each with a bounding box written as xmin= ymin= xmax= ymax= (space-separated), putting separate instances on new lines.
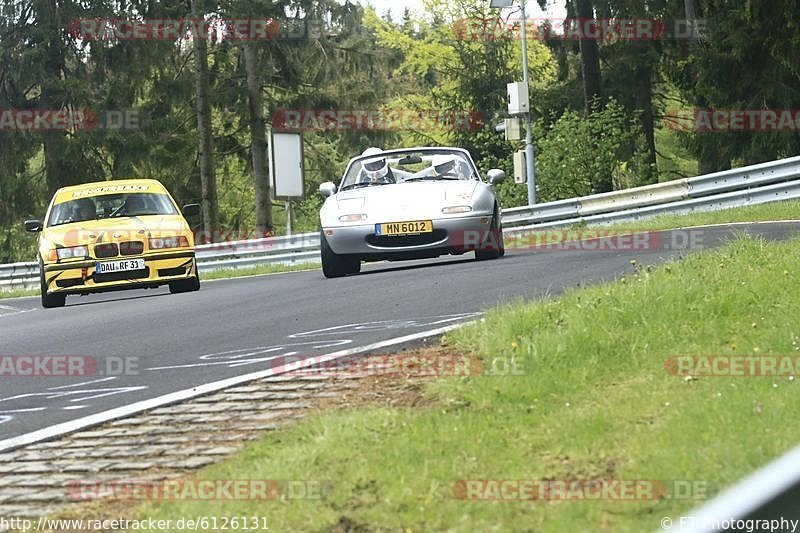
xmin=56 ymin=245 xmax=88 ymax=260
xmin=149 ymin=236 xmax=190 ymax=249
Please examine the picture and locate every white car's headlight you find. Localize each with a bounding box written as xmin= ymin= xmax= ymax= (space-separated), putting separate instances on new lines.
xmin=56 ymin=245 xmax=89 ymax=260
xmin=339 ymin=214 xmax=368 ymax=222
xmin=441 ymin=206 xmax=472 ymax=214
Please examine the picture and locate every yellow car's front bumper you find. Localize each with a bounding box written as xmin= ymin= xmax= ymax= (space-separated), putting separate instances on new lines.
xmin=43 ymin=250 xmax=197 ymax=294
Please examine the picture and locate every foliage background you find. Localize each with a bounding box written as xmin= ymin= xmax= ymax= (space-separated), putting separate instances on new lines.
xmin=1 ymin=0 xmax=799 ymax=261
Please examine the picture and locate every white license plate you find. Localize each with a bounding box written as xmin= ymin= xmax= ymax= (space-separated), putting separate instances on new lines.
xmin=95 ymin=258 xmax=145 ymax=274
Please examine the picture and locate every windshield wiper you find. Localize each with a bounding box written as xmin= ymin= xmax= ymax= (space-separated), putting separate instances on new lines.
xmin=340 ymin=182 xmax=389 ymax=191
xmin=404 ymin=175 xmax=461 ymax=182
xmin=110 ymin=211 xmax=163 ymax=217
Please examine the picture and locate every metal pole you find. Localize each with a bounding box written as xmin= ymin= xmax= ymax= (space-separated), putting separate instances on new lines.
xmin=285 ymin=200 xmax=292 ymax=236
xmin=519 ymin=0 xmax=536 ymax=205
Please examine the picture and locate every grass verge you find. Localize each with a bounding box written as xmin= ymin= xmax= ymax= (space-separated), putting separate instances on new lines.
xmin=199 ymin=261 xmax=320 ymax=280
xmin=126 ymin=233 xmax=800 ymax=532
xmin=602 ymin=199 xmax=800 ymax=230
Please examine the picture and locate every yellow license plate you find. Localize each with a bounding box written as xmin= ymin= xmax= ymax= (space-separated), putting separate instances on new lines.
xmin=377 ymin=220 xmax=433 ymax=236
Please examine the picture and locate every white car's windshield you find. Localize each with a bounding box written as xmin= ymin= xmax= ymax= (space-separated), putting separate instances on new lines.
xmin=340 ymin=149 xmax=477 ymax=191
xmin=47 ymin=193 xmax=178 ymax=227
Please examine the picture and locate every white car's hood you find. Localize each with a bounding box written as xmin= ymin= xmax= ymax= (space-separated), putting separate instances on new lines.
xmin=335 ymin=181 xmax=479 ymax=219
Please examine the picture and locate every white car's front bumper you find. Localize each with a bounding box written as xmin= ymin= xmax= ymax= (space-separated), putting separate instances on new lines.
xmin=322 ymin=214 xmax=496 ymax=259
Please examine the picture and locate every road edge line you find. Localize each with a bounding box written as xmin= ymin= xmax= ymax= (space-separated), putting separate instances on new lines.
xmin=0 ymin=321 xmax=472 ymax=453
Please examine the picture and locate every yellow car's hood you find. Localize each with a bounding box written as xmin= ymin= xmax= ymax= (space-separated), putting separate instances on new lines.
xmin=43 ymin=215 xmax=191 ymax=249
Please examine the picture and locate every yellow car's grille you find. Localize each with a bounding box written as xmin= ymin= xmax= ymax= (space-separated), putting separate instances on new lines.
xmin=94 ymin=243 xmax=118 ymax=258
xmin=120 ymin=241 xmax=144 ymax=255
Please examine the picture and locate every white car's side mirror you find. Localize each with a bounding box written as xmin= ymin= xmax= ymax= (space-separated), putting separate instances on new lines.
xmin=487 ymin=169 xmax=506 ymax=185
xmin=319 ymin=182 xmax=337 ymax=197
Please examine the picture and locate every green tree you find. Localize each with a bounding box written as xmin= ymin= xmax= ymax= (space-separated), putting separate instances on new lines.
xmin=536 ymin=98 xmax=648 ymax=200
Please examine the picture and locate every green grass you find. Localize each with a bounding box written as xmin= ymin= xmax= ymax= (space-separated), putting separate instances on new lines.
xmin=128 ymin=233 xmax=800 ymax=532
xmin=199 ymin=261 xmax=320 ymax=280
xmin=605 ymin=199 xmax=800 ymax=231
xmin=0 ymin=287 xmax=38 ymax=299
xmin=655 ymin=123 xmax=698 ymax=180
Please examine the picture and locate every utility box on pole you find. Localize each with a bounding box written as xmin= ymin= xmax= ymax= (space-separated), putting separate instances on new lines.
xmin=507 ymin=81 xmax=529 ymax=116
xmin=504 ymin=118 xmax=521 ymax=141
xmin=513 ymin=150 xmax=526 ymax=184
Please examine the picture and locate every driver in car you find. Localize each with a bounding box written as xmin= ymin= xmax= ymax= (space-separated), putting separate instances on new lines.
xmin=74 ymin=198 xmax=96 ymax=222
xmin=361 ymin=156 xmax=395 ymax=184
xmin=431 ymin=155 xmax=466 ymax=179
xmin=122 ymin=194 xmax=148 ymax=215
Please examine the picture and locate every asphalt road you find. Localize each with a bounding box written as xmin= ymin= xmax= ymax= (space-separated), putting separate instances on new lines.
xmin=1 ymin=222 xmax=798 ymax=442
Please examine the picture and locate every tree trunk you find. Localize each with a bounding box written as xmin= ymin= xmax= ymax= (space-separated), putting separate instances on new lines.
xmin=192 ymin=0 xmax=218 ymax=241
xmin=36 ymin=0 xmax=70 ymax=193
xmin=243 ymin=43 xmax=272 ymax=234
xmin=576 ymin=0 xmax=601 ymax=115
xmin=637 ymin=63 xmax=657 ymax=182
xmin=684 ymin=0 xmax=698 ymax=20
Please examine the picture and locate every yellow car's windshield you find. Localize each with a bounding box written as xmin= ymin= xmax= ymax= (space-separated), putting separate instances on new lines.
xmin=47 ymin=193 xmax=178 ymax=227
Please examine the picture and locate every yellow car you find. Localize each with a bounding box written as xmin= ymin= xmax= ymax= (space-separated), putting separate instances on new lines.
xmin=25 ymin=179 xmax=201 ymax=308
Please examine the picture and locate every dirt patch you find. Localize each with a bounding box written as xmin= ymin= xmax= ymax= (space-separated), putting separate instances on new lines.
xmin=310 ymin=345 xmax=472 ymax=411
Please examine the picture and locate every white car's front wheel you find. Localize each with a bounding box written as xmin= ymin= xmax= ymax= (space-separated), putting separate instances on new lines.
xmin=320 ymin=231 xmax=361 ymax=278
xmin=475 ymin=208 xmax=504 ymax=261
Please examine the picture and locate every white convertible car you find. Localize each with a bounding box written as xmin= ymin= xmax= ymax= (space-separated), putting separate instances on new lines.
xmin=318 ymin=146 xmax=506 ymax=278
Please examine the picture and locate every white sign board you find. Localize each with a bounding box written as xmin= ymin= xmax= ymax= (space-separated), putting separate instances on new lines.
xmin=268 ymin=131 xmax=304 ymax=199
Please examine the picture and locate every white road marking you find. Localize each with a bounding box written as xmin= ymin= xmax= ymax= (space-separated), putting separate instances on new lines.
xmin=0 ymin=386 xmax=147 ymax=404
xmin=147 ymin=355 xmax=284 ymax=371
xmin=288 ymin=313 xmax=480 ymax=338
xmin=0 ymin=303 xmax=33 ymax=318
xmin=48 ymin=377 xmax=117 ymax=390
xmin=0 ymin=408 xmax=47 ymax=426
xmin=0 ymin=320 xmax=473 ymax=453
xmin=147 ymin=339 xmax=352 ymax=370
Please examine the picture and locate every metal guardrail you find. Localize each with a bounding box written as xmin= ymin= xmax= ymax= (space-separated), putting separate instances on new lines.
xmin=0 ymin=262 xmax=40 ymax=292
xmin=3 ymin=155 xmax=800 ymax=292
xmin=501 ymin=155 xmax=800 ymax=229
xmin=660 ymin=444 xmax=800 ymax=532
xmin=196 ymin=233 xmax=321 ymax=273
xmin=0 ymin=234 xmax=324 ymax=291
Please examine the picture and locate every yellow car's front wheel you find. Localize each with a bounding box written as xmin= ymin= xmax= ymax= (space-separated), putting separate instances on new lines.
xmin=169 ymin=264 xmax=200 ymax=294
xmin=39 ymin=259 xmax=66 ymax=309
